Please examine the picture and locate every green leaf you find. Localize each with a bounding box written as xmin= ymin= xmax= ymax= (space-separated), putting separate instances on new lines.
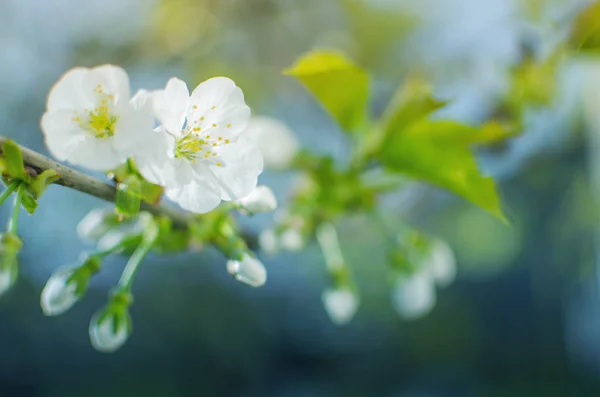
xmin=381 ymin=78 xmax=447 ymax=139
xmin=2 ymin=140 xmax=30 ymax=183
xmin=27 ymin=169 xmax=60 ymax=199
xmin=402 ymin=120 xmax=518 ymax=146
xmin=570 ymin=1 xmax=600 ymax=52
xmin=111 ymin=163 xmax=163 ymax=205
xmin=20 ymin=189 xmax=38 ymax=214
xmin=379 ymin=124 xmax=506 ymax=222
xmin=284 ymin=50 xmax=369 ymax=132
xmin=115 ymin=175 xmax=142 ymax=217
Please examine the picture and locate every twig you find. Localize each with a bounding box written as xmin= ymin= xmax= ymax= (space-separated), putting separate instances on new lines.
xmin=0 ymin=138 xmax=191 ymax=228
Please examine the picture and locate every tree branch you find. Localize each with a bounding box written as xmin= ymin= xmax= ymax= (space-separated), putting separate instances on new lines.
xmin=0 ymin=138 xmax=191 ymax=228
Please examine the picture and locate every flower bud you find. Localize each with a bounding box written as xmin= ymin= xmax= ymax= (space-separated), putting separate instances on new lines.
xmin=96 ymin=212 xmax=153 ymax=251
xmin=322 ymin=287 xmax=359 ymax=326
xmin=0 ymin=233 xmax=22 ymax=298
xmin=259 ymin=228 xmax=279 ymax=255
xmin=77 ymin=208 xmax=118 ymax=240
xmin=40 ymin=268 xmax=79 ymax=316
xmin=391 ymin=272 xmax=437 ymax=320
xmin=424 ymin=240 xmax=456 ymax=288
xmin=89 ymin=290 xmax=133 ymax=353
xmin=236 ymin=186 xmax=277 ymax=214
xmin=280 ymin=227 xmax=304 ymax=252
xmin=226 ymin=253 xmax=267 ymax=287
xmin=244 ymin=116 xmax=299 ymax=169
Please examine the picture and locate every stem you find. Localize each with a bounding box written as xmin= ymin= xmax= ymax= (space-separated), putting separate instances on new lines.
xmin=0 ymin=181 xmax=19 ymax=206
xmin=0 ymin=138 xmax=189 ymax=228
xmin=89 ymin=234 xmax=143 ymax=259
xmin=8 ymin=183 xmax=24 ymax=234
xmin=316 ymin=222 xmax=345 ymax=271
xmin=117 ymin=223 xmax=159 ymax=291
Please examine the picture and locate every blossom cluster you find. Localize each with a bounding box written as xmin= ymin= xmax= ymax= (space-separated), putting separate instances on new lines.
xmin=40 ymin=65 xmax=295 ymax=214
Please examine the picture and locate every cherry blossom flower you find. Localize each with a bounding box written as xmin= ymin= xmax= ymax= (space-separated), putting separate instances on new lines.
xmin=135 ymin=77 xmax=263 ymax=214
xmin=236 ymin=185 xmax=277 ymax=214
xmin=41 ymin=65 xmax=153 ymax=170
xmin=244 ymin=116 xmax=298 ymax=169
xmin=322 ymin=287 xmax=359 ymax=326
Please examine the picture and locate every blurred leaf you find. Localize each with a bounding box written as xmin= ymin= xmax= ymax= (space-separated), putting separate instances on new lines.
xmin=27 ymin=169 xmax=60 ymax=199
xmin=381 ymin=79 xmax=447 ymax=142
xmin=509 ymin=54 xmax=559 ymax=107
xmin=570 ymin=1 xmax=600 ymax=52
xmin=378 ymin=123 xmax=506 ymax=221
xmin=116 ymin=176 xmax=142 ymax=217
xmin=2 ymin=140 xmax=30 ymax=183
xmin=403 ymin=120 xmax=518 ymax=146
xmin=284 ymin=50 xmax=369 ymax=132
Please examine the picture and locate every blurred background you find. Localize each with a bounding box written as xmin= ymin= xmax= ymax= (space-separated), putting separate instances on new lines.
xmin=2 ymin=0 xmax=600 ymax=395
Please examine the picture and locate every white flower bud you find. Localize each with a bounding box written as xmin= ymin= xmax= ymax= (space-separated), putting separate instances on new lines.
xmin=227 ymin=254 xmax=267 ymax=287
xmin=236 ymin=186 xmax=277 ymax=214
xmin=424 ymin=240 xmax=456 ymax=288
xmin=280 ymin=227 xmax=304 ymax=252
xmin=322 ymin=287 xmax=359 ymax=326
xmin=89 ymin=310 xmax=131 ymax=353
xmin=0 ymin=265 xmax=16 ymax=297
xmin=96 ymin=212 xmax=153 ymax=251
xmin=77 ymin=208 xmax=116 ymax=240
xmin=392 ymin=272 xmax=437 ymax=320
xmin=40 ymin=268 xmax=80 ymax=316
xmin=259 ymin=229 xmax=279 ymax=255
xmin=244 ymin=116 xmax=299 ymax=169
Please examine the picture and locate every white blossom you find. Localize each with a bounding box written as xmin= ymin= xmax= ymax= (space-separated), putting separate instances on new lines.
xmin=244 ymin=116 xmax=299 ymax=169
xmin=134 ymin=77 xmax=263 ymax=214
xmin=76 ymin=208 xmax=115 ymax=240
xmin=89 ymin=310 xmax=131 ymax=353
xmin=259 ymin=228 xmax=279 ymax=255
xmin=226 ymin=254 xmax=267 ymax=287
xmin=322 ymin=287 xmax=359 ymax=326
xmin=280 ymin=227 xmax=304 ymax=251
xmin=236 ymin=185 xmax=277 ymax=214
xmin=40 ymin=65 xmax=154 ymax=171
xmin=40 ymin=268 xmax=79 ymax=316
xmin=0 ymin=265 xmax=16 ymax=297
xmin=424 ymin=239 xmax=456 ymax=288
xmin=391 ymin=272 xmax=437 ymax=320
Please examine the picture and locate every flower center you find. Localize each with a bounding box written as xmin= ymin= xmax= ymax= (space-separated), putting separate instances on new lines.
xmin=174 ymin=121 xmax=230 ymax=166
xmin=73 ymin=84 xmax=119 ymax=139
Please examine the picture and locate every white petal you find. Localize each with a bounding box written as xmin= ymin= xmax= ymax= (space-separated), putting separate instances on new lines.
xmin=392 ymin=272 xmax=437 ymax=320
xmin=85 ymin=64 xmax=131 ymax=105
xmin=0 ymin=265 xmax=16 ymax=297
xmin=280 ymin=227 xmax=304 ymax=251
xmin=322 ymin=288 xmax=359 ymax=326
xmin=208 ymin=138 xmax=263 ymax=200
xmin=244 ymin=116 xmax=299 ymax=169
xmin=41 ymin=110 xmax=88 ymax=161
xmin=40 ymin=268 xmax=79 ymax=316
xmin=226 ymin=254 xmax=267 ymax=287
xmin=46 ymin=67 xmax=91 ymax=111
xmin=259 ymin=229 xmax=279 ymax=255
xmin=89 ymin=312 xmax=130 ymax=353
xmin=187 ymin=77 xmax=250 ymax=136
xmin=165 ymin=176 xmax=222 ymax=214
xmin=77 ymin=208 xmax=115 ymax=240
xmin=112 ymin=101 xmax=155 ymax=157
xmin=424 ymin=240 xmax=457 ymax=288
xmin=236 ymin=186 xmax=277 ymax=214
xmin=153 ymin=78 xmax=189 ymax=135
xmin=66 ymin=137 xmax=124 ymax=171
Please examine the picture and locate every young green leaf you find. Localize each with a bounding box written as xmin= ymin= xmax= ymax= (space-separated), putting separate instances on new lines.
xmin=570 ymin=1 xmax=600 ymax=52
xmin=20 ymin=189 xmax=38 ymax=214
xmin=28 ymin=169 xmax=60 ymax=199
xmin=402 ymin=120 xmax=517 ymax=146
xmin=115 ymin=175 xmax=142 ymax=217
xmin=2 ymin=140 xmax=30 ymax=183
xmin=284 ymin=50 xmax=369 ymax=133
xmin=378 ymin=125 xmax=506 ymax=222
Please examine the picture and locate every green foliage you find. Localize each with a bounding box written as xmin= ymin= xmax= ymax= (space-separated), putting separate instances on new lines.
xmin=27 ymin=169 xmax=60 ymax=199
xmin=111 ymin=162 xmax=164 ymax=205
xmin=569 ymin=1 xmax=600 ymax=52
xmin=284 ymin=50 xmax=369 ymax=133
xmin=115 ymin=176 xmax=142 ymax=217
xmin=2 ymin=140 xmax=30 ymax=183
